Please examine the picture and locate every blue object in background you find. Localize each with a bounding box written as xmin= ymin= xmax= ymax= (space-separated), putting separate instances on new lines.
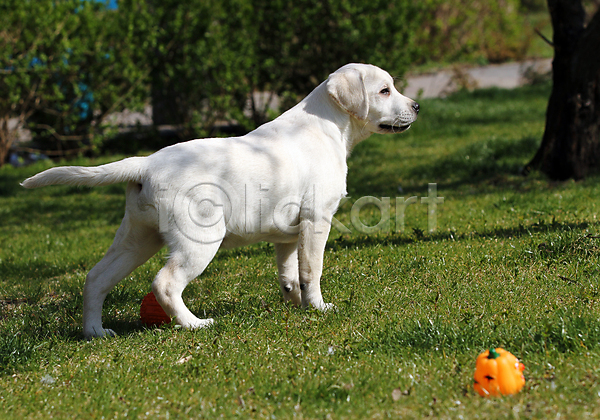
xmin=94 ymin=0 xmax=118 ymax=10
xmin=67 ymin=1 xmax=118 ymax=121
xmin=75 ymin=81 xmax=94 ymax=120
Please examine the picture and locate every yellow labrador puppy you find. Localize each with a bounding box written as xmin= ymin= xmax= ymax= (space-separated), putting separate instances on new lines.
xmin=22 ymin=63 xmax=419 ymax=339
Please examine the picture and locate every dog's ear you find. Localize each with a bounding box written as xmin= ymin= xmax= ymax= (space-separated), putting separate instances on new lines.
xmin=326 ymin=68 xmax=369 ymax=120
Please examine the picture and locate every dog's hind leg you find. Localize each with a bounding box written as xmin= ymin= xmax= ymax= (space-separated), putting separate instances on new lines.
xmin=151 ymin=237 xmax=221 ymax=330
xmin=83 ymin=217 xmax=163 ymax=339
xmin=275 ymin=242 xmax=301 ymax=305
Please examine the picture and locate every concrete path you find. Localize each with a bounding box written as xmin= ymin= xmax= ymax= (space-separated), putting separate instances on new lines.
xmin=402 ymin=58 xmax=552 ymax=99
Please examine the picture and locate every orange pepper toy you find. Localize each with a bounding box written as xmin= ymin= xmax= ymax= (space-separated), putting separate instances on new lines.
xmin=473 ymin=348 xmax=525 ymax=397
xmin=140 ymin=292 xmax=171 ymax=327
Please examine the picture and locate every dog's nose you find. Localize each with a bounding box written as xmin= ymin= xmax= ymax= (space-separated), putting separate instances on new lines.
xmin=412 ymin=102 xmax=420 ymax=114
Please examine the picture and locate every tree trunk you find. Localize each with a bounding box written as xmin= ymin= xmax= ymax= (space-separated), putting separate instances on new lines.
xmin=0 ymin=116 xmax=15 ymax=166
xmin=525 ymin=0 xmax=600 ymax=180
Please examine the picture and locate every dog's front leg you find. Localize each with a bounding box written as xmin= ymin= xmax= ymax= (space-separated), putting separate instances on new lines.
xmin=297 ymin=218 xmax=334 ymax=311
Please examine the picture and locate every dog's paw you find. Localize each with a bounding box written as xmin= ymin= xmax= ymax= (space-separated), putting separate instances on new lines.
xmin=185 ymin=317 xmax=214 ymax=330
xmin=305 ymin=301 xmax=336 ymax=312
xmin=84 ymin=328 xmax=117 ymax=340
xmin=195 ymin=318 xmax=214 ymax=329
xmin=320 ymin=303 xmax=336 ymax=312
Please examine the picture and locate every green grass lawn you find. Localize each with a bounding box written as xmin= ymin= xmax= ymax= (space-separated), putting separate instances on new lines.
xmin=3 ymin=82 xmax=600 ymax=418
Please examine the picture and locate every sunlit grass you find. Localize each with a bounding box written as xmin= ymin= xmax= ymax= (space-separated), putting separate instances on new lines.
xmin=3 ymin=81 xmax=600 ymax=418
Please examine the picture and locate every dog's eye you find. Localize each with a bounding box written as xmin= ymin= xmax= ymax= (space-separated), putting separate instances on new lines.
xmin=380 ymin=87 xmax=391 ymax=96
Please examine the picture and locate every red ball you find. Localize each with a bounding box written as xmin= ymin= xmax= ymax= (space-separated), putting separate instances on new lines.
xmin=140 ymin=292 xmax=171 ymax=326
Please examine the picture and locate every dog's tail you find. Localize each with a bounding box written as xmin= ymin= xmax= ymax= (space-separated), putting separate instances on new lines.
xmin=21 ymin=157 xmax=147 ymax=189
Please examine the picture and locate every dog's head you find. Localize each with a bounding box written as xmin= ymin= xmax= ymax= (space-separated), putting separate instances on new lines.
xmin=326 ymin=63 xmax=419 ymax=134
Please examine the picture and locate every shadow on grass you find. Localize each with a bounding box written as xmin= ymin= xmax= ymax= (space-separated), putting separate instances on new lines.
xmin=0 ymin=171 xmax=30 ymax=197
xmin=5 ymin=189 xmax=125 ymax=228
xmin=0 ymin=258 xmax=90 ymax=284
xmin=327 ymin=219 xmax=593 ymax=252
xmin=410 ymin=136 xmax=539 ymax=185
xmin=348 ymin=134 xmax=541 ymax=197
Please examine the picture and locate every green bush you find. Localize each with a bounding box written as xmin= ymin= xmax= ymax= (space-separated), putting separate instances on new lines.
xmin=0 ymin=0 xmax=533 ymax=162
xmin=141 ymin=0 xmax=426 ymax=132
xmin=415 ymin=0 xmax=527 ymax=64
xmin=0 ymin=0 xmax=148 ymax=161
xmin=521 ymin=0 xmax=547 ymax=11
xmin=120 ymin=0 xmax=532 ymax=133
xmin=140 ymin=0 xmax=256 ymax=138
xmin=247 ymin=0 xmax=425 ymax=116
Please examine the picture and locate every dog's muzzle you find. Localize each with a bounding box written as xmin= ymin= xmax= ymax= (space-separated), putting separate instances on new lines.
xmin=379 ymin=101 xmax=419 ymax=133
